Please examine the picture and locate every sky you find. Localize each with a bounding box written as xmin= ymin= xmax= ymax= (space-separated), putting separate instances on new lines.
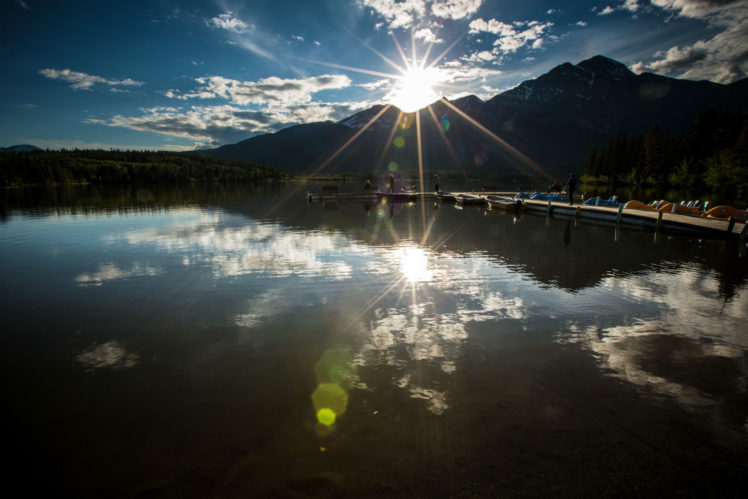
xmin=1 ymin=0 xmax=746 ymax=151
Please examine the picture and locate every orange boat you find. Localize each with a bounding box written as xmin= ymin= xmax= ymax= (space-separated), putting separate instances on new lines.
xmin=624 ymin=200 xmax=658 ymax=211
xmin=705 ymin=205 xmax=748 ymax=222
xmin=656 ymin=202 xmax=704 ymax=216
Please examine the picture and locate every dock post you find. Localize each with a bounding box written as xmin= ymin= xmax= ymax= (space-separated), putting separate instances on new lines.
xmin=655 ymin=211 xmax=664 ymax=233
xmin=547 ymin=199 xmax=552 ymax=214
xmin=575 ymin=206 xmax=581 ymax=219
xmin=616 ymin=204 xmax=624 ymax=224
xmin=740 ymin=221 xmax=748 ymax=239
xmin=726 ymin=217 xmax=736 ymax=234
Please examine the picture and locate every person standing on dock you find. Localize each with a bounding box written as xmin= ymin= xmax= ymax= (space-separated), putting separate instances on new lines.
xmin=565 ymin=173 xmax=577 ymax=205
xmin=434 ymin=174 xmax=440 ymax=193
xmin=387 ymin=173 xmax=395 ymax=193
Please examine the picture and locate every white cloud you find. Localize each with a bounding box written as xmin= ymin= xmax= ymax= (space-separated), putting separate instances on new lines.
xmin=576 ymin=20 xmax=588 ymax=26
xmin=460 ymin=50 xmax=496 ymax=63
xmin=359 ymin=0 xmax=482 ymax=29
xmin=430 ymin=0 xmax=482 ymax=20
xmin=598 ymin=6 xmax=616 ymax=15
xmin=469 ymin=18 xmax=554 ymax=55
xmin=98 ymin=99 xmax=370 ymax=146
xmin=206 ymin=12 xmax=248 ymax=33
xmin=165 ymin=74 xmax=352 ymax=107
xmin=622 ymin=0 xmax=641 ymax=12
xmin=414 ymin=27 xmax=444 ymax=43
xmin=39 ymin=68 xmax=144 ymax=90
xmin=633 ymin=0 xmax=748 ymax=82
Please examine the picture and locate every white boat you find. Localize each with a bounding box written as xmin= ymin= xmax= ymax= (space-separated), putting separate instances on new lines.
xmin=486 ymin=195 xmax=521 ymax=210
xmin=436 ymin=191 xmax=456 ymax=202
xmin=455 ymin=193 xmax=486 ymax=205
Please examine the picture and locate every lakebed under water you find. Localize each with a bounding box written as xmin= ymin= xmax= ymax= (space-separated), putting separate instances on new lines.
xmin=1 ymin=183 xmax=747 ymax=497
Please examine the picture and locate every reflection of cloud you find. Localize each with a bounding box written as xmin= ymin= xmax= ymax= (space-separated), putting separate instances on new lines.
xmin=234 ymin=289 xmax=328 ymax=328
xmin=117 ymin=212 xmax=355 ymax=280
xmin=75 ymin=263 xmax=162 ymax=286
xmin=357 ymin=306 xmax=468 ymax=414
xmin=76 ymin=341 xmax=139 ymax=370
xmin=556 ymin=266 xmax=748 ymax=428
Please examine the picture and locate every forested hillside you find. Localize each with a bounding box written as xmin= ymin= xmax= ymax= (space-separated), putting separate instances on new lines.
xmin=0 ymin=149 xmax=288 ymax=187
xmin=583 ymin=110 xmax=748 ymax=205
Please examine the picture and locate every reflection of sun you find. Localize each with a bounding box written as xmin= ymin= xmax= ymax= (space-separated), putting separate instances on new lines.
xmin=389 ymin=66 xmax=444 ymax=113
xmin=398 ymin=245 xmax=433 ymax=283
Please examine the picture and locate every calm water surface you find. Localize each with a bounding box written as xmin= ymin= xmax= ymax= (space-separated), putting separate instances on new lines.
xmin=1 ymin=184 xmax=747 ymax=497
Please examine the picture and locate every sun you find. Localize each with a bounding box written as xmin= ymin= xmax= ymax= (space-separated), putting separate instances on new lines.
xmin=389 ymin=66 xmax=445 ymax=113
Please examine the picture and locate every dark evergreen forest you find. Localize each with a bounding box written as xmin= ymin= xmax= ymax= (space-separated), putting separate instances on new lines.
xmin=583 ymin=110 xmax=748 ymax=206
xmin=0 ymin=149 xmax=288 ymax=187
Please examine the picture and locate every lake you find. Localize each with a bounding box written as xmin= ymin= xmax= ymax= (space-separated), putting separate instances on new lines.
xmin=1 ymin=183 xmax=747 ymax=497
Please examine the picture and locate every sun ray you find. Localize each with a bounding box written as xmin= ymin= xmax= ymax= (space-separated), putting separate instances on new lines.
xmin=415 ymin=109 xmax=427 ymax=229
xmin=425 ymin=105 xmax=461 ymax=170
xmin=424 ymin=33 xmax=465 ymax=70
xmin=390 ymin=34 xmax=411 ymax=74
xmin=439 ymin=98 xmax=554 ymax=182
xmin=291 ymin=56 xmax=399 ymax=80
xmin=375 ymin=110 xmax=405 ymax=172
xmin=313 ymin=104 xmax=393 ymax=174
xmin=263 ymin=104 xmax=392 ymax=218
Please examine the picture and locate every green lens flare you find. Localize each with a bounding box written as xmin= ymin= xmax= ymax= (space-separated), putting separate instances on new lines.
xmin=317 ymin=408 xmax=337 ymax=426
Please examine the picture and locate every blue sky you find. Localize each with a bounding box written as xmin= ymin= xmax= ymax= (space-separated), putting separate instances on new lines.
xmin=1 ymin=0 xmax=746 ymax=150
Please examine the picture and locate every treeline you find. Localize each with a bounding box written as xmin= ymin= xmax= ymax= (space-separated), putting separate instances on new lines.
xmin=583 ymin=109 xmax=748 ymax=205
xmin=0 ymin=149 xmax=289 ymax=187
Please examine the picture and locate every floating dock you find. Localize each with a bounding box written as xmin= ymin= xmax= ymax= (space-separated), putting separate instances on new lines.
xmin=308 ymin=189 xmax=747 ymax=239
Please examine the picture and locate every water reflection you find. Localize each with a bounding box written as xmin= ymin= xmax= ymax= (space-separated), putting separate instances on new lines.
xmin=75 ymin=262 xmax=162 ymax=286
xmin=76 ymin=341 xmax=139 ymax=370
xmin=3 ymin=185 xmax=748 ymax=496
xmin=81 ymin=198 xmax=746 ymax=423
xmin=557 ymin=265 xmax=747 ymax=427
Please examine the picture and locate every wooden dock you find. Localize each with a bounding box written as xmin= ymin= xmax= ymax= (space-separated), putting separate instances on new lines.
xmin=308 ymin=189 xmax=747 ymax=239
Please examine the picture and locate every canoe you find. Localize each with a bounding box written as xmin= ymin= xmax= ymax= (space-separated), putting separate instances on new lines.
xmin=486 ymin=195 xmax=521 ymax=210
xmin=455 ymin=193 xmax=486 ymax=205
xmin=376 ymin=191 xmax=417 ymax=202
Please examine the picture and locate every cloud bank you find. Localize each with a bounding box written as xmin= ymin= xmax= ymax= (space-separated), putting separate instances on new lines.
xmin=632 ymin=0 xmax=748 ymax=83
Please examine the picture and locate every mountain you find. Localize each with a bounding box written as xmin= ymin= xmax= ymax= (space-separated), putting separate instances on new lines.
xmin=201 ymin=55 xmax=748 ymax=182
xmin=0 ymin=144 xmax=42 ymax=152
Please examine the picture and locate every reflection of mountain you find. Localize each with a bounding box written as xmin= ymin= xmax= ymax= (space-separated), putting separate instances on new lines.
xmin=202 ymin=55 xmax=748 ymax=180
xmin=288 ymin=199 xmax=747 ymax=297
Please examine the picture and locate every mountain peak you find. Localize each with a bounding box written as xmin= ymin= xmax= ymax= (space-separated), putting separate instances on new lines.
xmin=576 ymin=55 xmax=634 ymax=80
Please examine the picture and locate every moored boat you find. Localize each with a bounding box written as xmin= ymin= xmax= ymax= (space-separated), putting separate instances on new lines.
xmin=436 ymin=191 xmax=456 ymax=202
xmin=455 ymin=193 xmax=486 ymax=205
xmin=486 ymin=195 xmax=521 ymax=210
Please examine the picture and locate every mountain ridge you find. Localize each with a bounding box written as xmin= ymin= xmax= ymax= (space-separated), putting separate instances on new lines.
xmin=200 ymin=55 xmax=748 ymax=181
